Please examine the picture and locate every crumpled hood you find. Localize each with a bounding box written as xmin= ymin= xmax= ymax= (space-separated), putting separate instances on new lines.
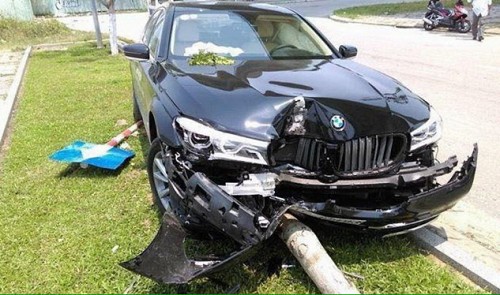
xmin=162 ymin=58 xmax=430 ymax=142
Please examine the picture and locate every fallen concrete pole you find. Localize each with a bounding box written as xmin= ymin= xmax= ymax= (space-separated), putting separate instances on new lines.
xmin=279 ymin=213 xmax=359 ymax=294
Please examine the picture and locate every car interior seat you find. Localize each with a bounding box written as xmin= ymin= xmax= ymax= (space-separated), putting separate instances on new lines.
xmin=255 ymin=20 xmax=277 ymax=52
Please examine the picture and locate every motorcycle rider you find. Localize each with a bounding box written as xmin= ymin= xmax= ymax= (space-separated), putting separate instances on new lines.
xmin=467 ymin=0 xmax=493 ymax=41
xmin=428 ymin=0 xmax=443 ymax=7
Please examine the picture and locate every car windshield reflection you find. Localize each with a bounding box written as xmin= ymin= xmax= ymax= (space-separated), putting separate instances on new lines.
xmin=169 ymin=9 xmax=334 ymax=60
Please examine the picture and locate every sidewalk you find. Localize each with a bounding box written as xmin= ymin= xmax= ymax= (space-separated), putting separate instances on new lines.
xmin=331 ymin=5 xmax=500 ymax=34
xmin=0 ymin=52 xmax=23 ymax=101
xmin=0 ymin=49 xmax=30 ymax=146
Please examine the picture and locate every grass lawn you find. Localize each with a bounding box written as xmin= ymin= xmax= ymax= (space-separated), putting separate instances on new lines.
xmin=0 ymin=43 xmax=486 ymax=293
xmin=0 ymin=18 xmax=95 ymax=50
xmin=334 ymin=0 xmax=500 ymax=19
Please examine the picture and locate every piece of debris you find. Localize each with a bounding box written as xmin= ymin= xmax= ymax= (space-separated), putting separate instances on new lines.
xmin=50 ymin=121 xmax=142 ymax=170
xmin=120 ymin=142 xmax=131 ymax=150
xmin=112 ymin=245 xmax=119 ymax=254
xmin=123 ymin=275 xmax=139 ymax=294
xmin=116 ymin=119 xmax=128 ymax=127
xmin=342 ymin=271 xmax=365 ymax=280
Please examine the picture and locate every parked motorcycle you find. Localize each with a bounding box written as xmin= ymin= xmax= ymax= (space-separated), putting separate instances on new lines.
xmin=423 ymin=0 xmax=471 ymax=33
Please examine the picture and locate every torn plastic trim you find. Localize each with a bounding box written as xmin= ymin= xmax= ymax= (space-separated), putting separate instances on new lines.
xmin=120 ymin=212 xmax=258 ymax=285
xmin=121 ymin=206 xmax=293 ymax=285
xmin=185 ymin=172 xmax=268 ymax=245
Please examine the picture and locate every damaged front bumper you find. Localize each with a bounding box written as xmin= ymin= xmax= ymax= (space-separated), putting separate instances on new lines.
xmin=121 ymin=145 xmax=478 ymax=284
xmin=283 ymin=144 xmax=478 ymax=234
xmin=121 ymin=145 xmax=477 ymax=284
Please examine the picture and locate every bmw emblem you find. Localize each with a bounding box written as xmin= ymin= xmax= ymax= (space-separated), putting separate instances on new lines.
xmin=330 ymin=115 xmax=346 ymax=131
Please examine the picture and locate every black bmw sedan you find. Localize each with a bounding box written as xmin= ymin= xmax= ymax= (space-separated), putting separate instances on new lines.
xmin=121 ymin=1 xmax=477 ymax=284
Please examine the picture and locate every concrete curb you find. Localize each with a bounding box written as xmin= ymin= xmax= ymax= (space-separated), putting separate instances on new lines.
xmin=330 ymin=15 xmax=500 ymax=35
xmin=0 ymin=46 xmax=31 ymax=147
xmin=411 ymin=227 xmax=500 ymax=293
xmin=331 ymin=14 xmax=420 ymax=28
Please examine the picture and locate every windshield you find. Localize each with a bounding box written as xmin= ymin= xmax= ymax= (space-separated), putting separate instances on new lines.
xmin=169 ymin=8 xmax=334 ymax=60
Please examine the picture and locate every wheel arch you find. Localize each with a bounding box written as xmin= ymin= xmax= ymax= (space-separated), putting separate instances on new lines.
xmin=148 ymin=98 xmax=181 ymax=148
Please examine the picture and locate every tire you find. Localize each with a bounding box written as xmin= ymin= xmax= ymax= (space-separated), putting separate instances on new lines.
xmin=147 ymin=138 xmax=172 ymax=214
xmin=456 ymin=19 xmax=471 ymax=33
xmin=132 ymin=94 xmax=142 ymax=122
xmin=424 ymin=22 xmax=434 ymax=31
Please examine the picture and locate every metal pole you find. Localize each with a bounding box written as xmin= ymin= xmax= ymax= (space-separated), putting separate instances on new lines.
xmin=279 ymin=213 xmax=360 ymax=294
xmin=90 ymin=0 xmax=103 ymax=48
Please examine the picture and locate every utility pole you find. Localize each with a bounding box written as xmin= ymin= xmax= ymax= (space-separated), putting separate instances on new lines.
xmin=90 ymin=0 xmax=103 ymax=48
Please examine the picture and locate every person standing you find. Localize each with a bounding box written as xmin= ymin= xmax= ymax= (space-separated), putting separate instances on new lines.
xmin=467 ymin=0 xmax=493 ymax=41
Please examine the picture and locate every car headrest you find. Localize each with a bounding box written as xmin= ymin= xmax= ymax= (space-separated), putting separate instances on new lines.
xmin=256 ymin=20 xmax=274 ymax=38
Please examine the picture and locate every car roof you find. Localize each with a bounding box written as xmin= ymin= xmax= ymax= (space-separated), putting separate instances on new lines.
xmin=163 ymin=1 xmax=295 ymax=15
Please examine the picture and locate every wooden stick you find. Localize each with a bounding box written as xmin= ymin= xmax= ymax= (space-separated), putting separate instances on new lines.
xmin=279 ymin=213 xmax=360 ymax=294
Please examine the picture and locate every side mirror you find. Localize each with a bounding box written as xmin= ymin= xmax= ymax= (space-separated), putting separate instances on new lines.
xmin=339 ymin=45 xmax=357 ymax=59
xmin=123 ymin=43 xmax=150 ymax=61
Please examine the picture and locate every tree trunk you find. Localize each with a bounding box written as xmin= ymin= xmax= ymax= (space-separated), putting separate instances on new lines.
xmin=108 ymin=0 xmax=118 ymax=55
xmin=90 ymin=0 xmax=103 ymax=48
xmin=279 ymin=213 xmax=360 ymax=294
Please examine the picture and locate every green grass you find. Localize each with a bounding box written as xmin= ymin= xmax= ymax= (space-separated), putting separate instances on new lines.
xmin=334 ymin=0 xmax=500 ymax=19
xmin=0 ymin=43 xmax=487 ymax=293
xmin=0 ymin=18 xmax=95 ymax=50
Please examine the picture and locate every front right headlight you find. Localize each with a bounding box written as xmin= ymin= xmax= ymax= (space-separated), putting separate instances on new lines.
xmin=174 ymin=117 xmax=270 ymax=165
xmin=410 ymin=107 xmax=443 ymax=151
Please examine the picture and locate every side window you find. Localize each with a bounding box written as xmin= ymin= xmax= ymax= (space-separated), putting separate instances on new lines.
xmin=148 ymin=11 xmax=166 ymax=58
xmin=143 ymin=9 xmax=162 ymax=45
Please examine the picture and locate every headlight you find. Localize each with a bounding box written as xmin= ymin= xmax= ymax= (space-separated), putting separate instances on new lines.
xmin=174 ymin=117 xmax=269 ymax=165
xmin=410 ymin=107 xmax=442 ymax=151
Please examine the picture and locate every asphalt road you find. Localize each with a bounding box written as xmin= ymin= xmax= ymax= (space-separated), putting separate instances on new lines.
xmin=282 ymin=0 xmax=421 ymax=17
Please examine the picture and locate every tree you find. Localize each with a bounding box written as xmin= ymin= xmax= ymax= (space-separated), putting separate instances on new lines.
xmin=90 ymin=0 xmax=103 ymax=48
xmin=99 ymin=0 xmax=118 ymax=55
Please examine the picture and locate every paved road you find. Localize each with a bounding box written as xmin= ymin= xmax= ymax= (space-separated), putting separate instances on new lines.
xmin=282 ymin=0 xmax=421 ymax=17
xmin=0 ymin=52 xmax=23 ymax=101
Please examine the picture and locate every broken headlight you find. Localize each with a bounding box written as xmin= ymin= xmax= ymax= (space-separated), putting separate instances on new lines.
xmin=175 ymin=117 xmax=270 ymax=165
xmin=410 ymin=107 xmax=442 ymax=151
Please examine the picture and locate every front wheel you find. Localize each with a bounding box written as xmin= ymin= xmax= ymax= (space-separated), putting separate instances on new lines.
xmin=456 ymin=19 xmax=471 ymax=33
xmin=147 ymin=138 xmax=172 ymax=214
xmin=424 ymin=22 xmax=434 ymax=31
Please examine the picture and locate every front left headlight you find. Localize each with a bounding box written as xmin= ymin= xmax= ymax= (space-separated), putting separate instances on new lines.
xmin=410 ymin=107 xmax=443 ymax=151
xmin=174 ymin=117 xmax=270 ymax=165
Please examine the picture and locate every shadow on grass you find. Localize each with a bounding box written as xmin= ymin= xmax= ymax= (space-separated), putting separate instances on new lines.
xmin=145 ymin=235 xmax=318 ymax=294
xmin=137 ymin=128 xmax=150 ymax=168
xmin=56 ymin=159 xmax=131 ymax=178
xmin=141 ymin=221 xmax=416 ymax=293
xmin=35 ymin=43 xmax=110 ymax=63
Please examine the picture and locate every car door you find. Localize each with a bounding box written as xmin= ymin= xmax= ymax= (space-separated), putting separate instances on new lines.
xmin=131 ymin=8 xmax=166 ymax=133
xmin=141 ymin=9 xmax=166 ymax=122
